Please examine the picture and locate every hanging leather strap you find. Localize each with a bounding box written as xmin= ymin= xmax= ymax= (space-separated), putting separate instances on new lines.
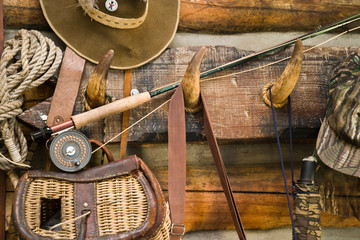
xmin=201 ymin=93 xmax=247 ymax=240
xmin=120 ymin=69 xmax=132 ymax=159
xmin=47 ymin=47 xmax=85 ymax=126
xmin=168 ymin=83 xmax=186 ymax=239
xmin=168 ymin=85 xmax=246 ymax=240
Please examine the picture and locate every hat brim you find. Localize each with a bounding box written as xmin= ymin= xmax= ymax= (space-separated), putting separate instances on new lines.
xmin=40 ymin=0 xmax=179 ymax=69
xmin=316 ymin=117 xmax=360 ymax=177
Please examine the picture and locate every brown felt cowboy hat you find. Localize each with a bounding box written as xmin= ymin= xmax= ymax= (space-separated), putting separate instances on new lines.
xmin=40 ymin=0 xmax=179 ymax=69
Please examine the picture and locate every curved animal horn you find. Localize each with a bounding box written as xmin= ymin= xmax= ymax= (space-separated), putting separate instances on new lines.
xmin=262 ymin=39 xmax=303 ymax=108
xmin=182 ymin=46 xmax=207 ymax=113
xmin=83 ymin=49 xmax=114 ymax=111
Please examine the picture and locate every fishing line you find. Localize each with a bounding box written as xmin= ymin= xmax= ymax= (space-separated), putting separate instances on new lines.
xmin=92 ymin=98 xmax=171 ymax=154
xmin=151 ymin=16 xmax=360 ymax=92
xmin=269 ymin=87 xmax=297 ymax=240
xmin=92 ymin=22 xmax=360 ymax=152
xmin=200 ymin=25 xmax=360 ymax=83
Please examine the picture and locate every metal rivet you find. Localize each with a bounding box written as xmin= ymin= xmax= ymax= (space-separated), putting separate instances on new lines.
xmin=54 ymin=116 xmax=64 ymax=124
xmin=83 ymin=202 xmax=88 ymax=208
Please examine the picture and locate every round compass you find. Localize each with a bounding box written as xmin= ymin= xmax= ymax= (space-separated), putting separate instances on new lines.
xmin=49 ymin=130 xmax=92 ymax=172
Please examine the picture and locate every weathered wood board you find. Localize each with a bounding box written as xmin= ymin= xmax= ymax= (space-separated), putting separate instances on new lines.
xmin=18 ymin=45 xmax=356 ymax=142
xmin=0 ymin=171 xmax=5 ymax=240
xmin=179 ymin=0 xmax=360 ymax=33
xmin=3 ymin=0 xmax=360 ymax=33
xmin=5 ymin=142 xmax=360 ymax=234
xmin=65 ymin=45 xmax=355 ymax=143
xmin=4 ymin=189 xmax=359 ymax=237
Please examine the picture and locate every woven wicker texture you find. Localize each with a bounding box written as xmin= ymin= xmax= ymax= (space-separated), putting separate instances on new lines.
xmin=25 ymin=178 xmax=77 ymax=239
xmin=149 ymin=203 xmax=171 ymax=240
xmin=23 ymin=174 xmax=171 ymax=239
xmin=96 ymin=175 xmax=148 ymax=235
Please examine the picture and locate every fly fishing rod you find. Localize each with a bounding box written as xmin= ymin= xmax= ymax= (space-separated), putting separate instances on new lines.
xmin=31 ymin=13 xmax=360 ymax=142
xmin=150 ymin=12 xmax=360 ymax=96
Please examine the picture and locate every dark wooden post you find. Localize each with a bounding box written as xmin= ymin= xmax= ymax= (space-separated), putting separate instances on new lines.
xmin=0 ymin=0 xmax=5 ymax=239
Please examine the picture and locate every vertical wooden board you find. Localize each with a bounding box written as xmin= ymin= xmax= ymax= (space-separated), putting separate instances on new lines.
xmin=0 ymin=171 xmax=5 ymax=239
xmin=5 ymin=192 xmax=12 ymax=232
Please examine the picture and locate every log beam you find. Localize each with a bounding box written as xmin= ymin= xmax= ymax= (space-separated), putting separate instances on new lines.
xmin=2 ymin=0 xmax=360 ymax=33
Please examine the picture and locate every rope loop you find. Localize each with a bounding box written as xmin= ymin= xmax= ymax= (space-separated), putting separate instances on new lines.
xmin=261 ymin=82 xmax=288 ymax=108
xmin=0 ymin=29 xmax=63 ymax=175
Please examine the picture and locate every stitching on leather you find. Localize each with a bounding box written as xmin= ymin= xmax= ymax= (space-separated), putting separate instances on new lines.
xmin=29 ymin=171 xmax=130 ymax=181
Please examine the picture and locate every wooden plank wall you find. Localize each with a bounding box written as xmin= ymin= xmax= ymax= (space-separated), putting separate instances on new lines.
xmin=2 ymin=0 xmax=360 ymax=33
xmin=2 ymin=0 xmax=360 ymax=238
xmin=10 ymin=45 xmax=360 ymax=235
xmin=72 ymin=46 xmax=351 ymax=143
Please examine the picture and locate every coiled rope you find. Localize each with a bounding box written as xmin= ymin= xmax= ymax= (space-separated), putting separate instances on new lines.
xmin=0 ymin=29 xmax=62 ymax=180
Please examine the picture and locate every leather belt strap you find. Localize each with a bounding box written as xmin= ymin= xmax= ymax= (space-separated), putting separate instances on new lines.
xmin=47 ymin=47 xmax=85 ymax=126
xmin=120 ymin=69 xmax=132 ymax=159
xmin=202 ymin=93 xmax=247 ymax=240
xmin=168 ymin=85 xmax=246 ymax=239
xmin=168 ymin=83 xmax=186 ymax=239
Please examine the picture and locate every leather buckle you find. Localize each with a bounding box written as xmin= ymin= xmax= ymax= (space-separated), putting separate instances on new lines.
xmin=170 ymin=223 xmax=185 ymax=236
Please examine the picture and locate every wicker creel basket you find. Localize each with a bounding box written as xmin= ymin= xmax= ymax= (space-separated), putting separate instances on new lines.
xmin=12 ymin=155 xmax=171 ymax=240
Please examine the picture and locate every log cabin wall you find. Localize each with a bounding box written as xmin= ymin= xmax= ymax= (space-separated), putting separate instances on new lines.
xmin=3 ymin=0 xmax=360 ymax=239
xmin=2 ymin=0 xmax=360 ymax=33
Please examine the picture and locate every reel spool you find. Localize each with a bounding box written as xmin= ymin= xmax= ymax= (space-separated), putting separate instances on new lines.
xmin=49 ymin=130 xmax=92 ymax=172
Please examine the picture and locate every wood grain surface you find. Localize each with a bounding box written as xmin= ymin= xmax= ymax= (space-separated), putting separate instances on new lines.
xmin=2 ymin=0 xmax=360 ymax=33
xmin=5 ymin=142 xmax=360 ymax=233
xmin=3 ymin=1 xmax=360 ymax=237
xmin=18 ymin=45 xmax=355 ymax=142
xmin=65 ymin=45 xmax=356 ymax=143
xmin=9 ymin=43 xmax=360 ymax=238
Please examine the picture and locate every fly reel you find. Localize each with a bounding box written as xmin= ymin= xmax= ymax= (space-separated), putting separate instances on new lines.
xmin=49 ymin=130 xmax=92 ymax=172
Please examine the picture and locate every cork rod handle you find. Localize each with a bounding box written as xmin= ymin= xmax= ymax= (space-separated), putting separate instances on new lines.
xmin=71 ymin=92 xmax=151 ymax=129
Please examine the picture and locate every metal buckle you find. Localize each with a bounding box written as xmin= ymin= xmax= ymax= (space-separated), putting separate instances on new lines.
xmin=170 ymin=223 xmax=186 ymax=236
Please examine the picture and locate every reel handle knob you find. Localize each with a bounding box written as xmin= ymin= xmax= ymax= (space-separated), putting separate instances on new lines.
xmin=31 ymin=126 xmax=52 ymax=142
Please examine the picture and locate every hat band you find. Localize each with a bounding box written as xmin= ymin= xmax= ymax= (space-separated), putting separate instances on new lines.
xmin=79 ymin=0 xmax=149 ymax=29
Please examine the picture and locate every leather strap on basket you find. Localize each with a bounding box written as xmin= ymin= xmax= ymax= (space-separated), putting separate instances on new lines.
xmin=168 ymin=84 xmax=246 ymax=240
xmin=47 ymin=47 xmax=85 ymax=126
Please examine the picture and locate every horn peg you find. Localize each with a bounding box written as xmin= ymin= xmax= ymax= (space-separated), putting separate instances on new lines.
xmin=83 ymin=49 xmax=114 ymax=111
xmin=182 ymin=47 xmax=207 ymax=113
xmin=262 ymin=39 xmax=303 ymax=108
